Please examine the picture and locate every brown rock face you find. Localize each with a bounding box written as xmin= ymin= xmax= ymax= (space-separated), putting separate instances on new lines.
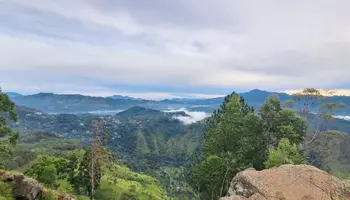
xmin=220 ymin=165 xmax=350 ymax=200
xmin=2 ymin=174 xmax=44 ymax=200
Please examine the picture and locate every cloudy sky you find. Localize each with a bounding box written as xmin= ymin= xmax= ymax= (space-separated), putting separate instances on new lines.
xmin=1 ymin=0 xmax=350 ymax=99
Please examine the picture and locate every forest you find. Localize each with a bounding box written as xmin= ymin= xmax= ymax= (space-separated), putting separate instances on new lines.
xmin=1 ymin=87 xmax=350 ymax=200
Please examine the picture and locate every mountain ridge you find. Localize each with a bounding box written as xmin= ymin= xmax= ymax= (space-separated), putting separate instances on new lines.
xmin=6 ymin=89 xmax=350 ymax=115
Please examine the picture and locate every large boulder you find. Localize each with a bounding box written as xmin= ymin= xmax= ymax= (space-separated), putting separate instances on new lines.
xmin=220 ymin=164 xmax=350 ymax=200
xmin=1 ymin=173 xmax=44 ymax=200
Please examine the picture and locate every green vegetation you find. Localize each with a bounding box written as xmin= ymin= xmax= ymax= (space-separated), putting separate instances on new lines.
xmin=0 ymin=181 xmax=13 ymax=200
xmin=264 ymin=139 xmax=306 ymax=168
xmin=188 ymin=93 xmax=307 ymax=199
xmin=2 ymin=86 xmax=350 ymax=200
xmin=96 ymin=164 xmax=169 ymax=200
xmin=0 ymin=88 xmax=19 ymax=168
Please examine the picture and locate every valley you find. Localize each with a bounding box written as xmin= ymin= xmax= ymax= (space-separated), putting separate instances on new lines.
xmin=2 ymin=89 xmax=350 ymax=200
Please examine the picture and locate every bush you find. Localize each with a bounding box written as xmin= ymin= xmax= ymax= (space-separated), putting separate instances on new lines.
xmin=0 ymin=182 xmax=13 ymax=200
xmin=39 ymin=189 xmax=58 ymax=200
xmin=38 ymin=165 xmax=57 ymax=188
xmin=264 ymin=139 xmax=306 ymax=169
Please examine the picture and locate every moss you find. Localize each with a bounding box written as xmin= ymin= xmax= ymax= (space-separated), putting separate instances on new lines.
xmin=0 ymin=182 xmax=13 ymax=200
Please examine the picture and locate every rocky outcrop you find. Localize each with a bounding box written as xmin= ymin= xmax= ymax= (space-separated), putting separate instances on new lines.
xmin=220 ymin=164 xmax=350 ymax=200
xmin=1 ymin=173 xmax=44 ymax=200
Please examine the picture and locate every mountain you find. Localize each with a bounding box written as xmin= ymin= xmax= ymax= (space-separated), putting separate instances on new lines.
xmin=5 ymin=92 xmax=23 ymax=98
xmin=10 ymin=93 xmax=155 ymax=113
xmin=117 ymin=106 xmax=162 ymax=117
xmin=107 ymin=94 xmax=144 ymax=101
xmin=7 ymin=89 xmax=350 ymax=115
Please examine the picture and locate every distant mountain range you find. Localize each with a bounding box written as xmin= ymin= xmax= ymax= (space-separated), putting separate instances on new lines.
xmin=5 ymin=89 xmax=350 ymax=115
xmin=107 ymin=95 xmax=144 ymax=101
xmin=5 ymin=92 xmax=23 ymax=98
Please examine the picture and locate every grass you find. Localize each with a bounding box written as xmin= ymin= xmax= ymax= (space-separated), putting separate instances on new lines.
xmin=96 ymin=164 xmax=169 ymax=200
xmin=0 ymin=182 xmax=13 ymax=200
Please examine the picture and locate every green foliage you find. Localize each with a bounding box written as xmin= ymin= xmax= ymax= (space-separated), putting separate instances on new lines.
xmin=3 ymin=131 xmax=81 ymax=171
xmin=0 ymin=88 xmax=19 ymax=168
xmin=0 ymin=182 xmax=13 ymax=200
xmin=264 ymin=139 xmax=306 ymax=168
xmin=189 ymin=155 xmax=228 ymax=199
xmin=95 ymin=164 xmax=169 ymax=200
xmin=39 ymin=189 xmax=59 ymax=200
xmin=306 ymin=130 xmax=350 ymax=174
xmin=260 ymin=95 xmax=307 ymax=146
xmin=190 ymin=93 xmax=308 ymax=199
xmin=189 ymin=93 xmax=267 ymax=199
xmin=154 ymin=167 xmax=196 ymax=200
xmin=37 ymin=165 xmax=57 ymax=187
xmin=25 ymin=155 xmax=69 ymax=185
xmin=120 ymin=192 xmax=139 ymax=200
xmin=65 ymin=150 xmax=94 ymax=196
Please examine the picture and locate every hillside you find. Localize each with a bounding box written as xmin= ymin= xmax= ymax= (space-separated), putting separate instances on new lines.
xmin=3 ymin=91 xmax=350 ymax=200
xmin=8 ymin=105 xmax=350 ymax=176
xmin=8 ymin=106 xmax=203 ymax=171
xmin=1 ymin=131 xmax=171 ymax=200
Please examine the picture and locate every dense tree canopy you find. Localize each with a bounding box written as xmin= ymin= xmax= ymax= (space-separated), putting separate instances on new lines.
xmin=189 ymin=92 xmax=308 ymax=200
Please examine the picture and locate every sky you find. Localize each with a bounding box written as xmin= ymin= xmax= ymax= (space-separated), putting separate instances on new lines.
xmin=0 ymin=0 xmax=350 ymax=99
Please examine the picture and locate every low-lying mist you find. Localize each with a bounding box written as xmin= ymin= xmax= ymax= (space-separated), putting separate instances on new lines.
xmin=165 ymin=107 xmax=210 ymax=124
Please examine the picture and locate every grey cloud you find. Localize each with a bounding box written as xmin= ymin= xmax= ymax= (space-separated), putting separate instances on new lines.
xmin=88 ymin=0 xmax=239 ymax=29
xmin=1 ymin=0 xmax=350 ymax=94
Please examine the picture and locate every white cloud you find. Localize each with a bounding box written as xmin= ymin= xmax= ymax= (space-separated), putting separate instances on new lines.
xmin=284 ymin=89 xmax=350 ymax=96
xmin=165 ymin=108 xmax=210 ymax=124
xmin=334 ymin=115 xmax=350 ymax=121
xmin=1 ymin=0 xmax=350 ymax=94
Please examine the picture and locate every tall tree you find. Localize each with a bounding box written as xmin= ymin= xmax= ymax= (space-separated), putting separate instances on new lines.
xmin=189 ymin=92 xmax=308 ymax=199
xmin=189 ymin=92 xmax=266 ymax=200
xmin=0 ymin=87 xmax=19 ymax=168
xmin=88 ymin=120 xmax=113 ymax=199
xmin=290 ymin=88 xmax=345 ymax=169
xmin=291 ymin=88 xmax=345 ymax=144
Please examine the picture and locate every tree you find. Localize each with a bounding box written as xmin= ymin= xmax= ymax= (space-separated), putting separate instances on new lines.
xmin=0 ymin=88 xmax=19 ymax=168
xmin=66 ymin=150 xmax=91 ymax=195
xmin=189 ymin=92 xmax=309 ymax=199
xmin=189 ymin=155 xmax=228 ymax=199
xmin=189 ymin=93 xmax=266 ymax=200
xmin=24 ymin=155 xmax=69 ymax=188
xmin=264 ymin=139 xmax=306 ymax=169
xmin=289 ymin=88 xmax=346 ymax=169
xmin=259 ymin=95 xmax=307 ymax=147
xmin=85 ymin=120 xmax=113 ymax=199
xmin=37 ymin=165 xmax=57 ymax=187
xmin=291 ymin=88 xmax=345 ymax=144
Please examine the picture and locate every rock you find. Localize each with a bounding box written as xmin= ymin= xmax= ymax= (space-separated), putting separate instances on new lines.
xmin=220 ymin=164 xmax=350 ymax=200
xmin=2 ymin=173 xmax=44 ymax=200
xmin=58 ymin=194 xmax=76 ymax=200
